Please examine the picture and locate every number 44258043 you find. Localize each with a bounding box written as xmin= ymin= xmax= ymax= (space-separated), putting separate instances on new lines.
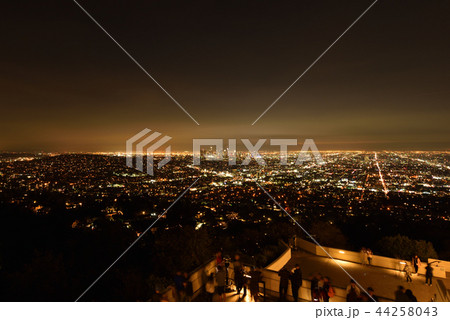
xmin=375 ymin=307 xmax=437 ymax=317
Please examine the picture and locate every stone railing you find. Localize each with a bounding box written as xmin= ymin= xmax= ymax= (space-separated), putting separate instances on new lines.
xmin=160 ymin=258 xmax=216 ymax=302
xmin=258 ymin=266 xmax=392 ymax=302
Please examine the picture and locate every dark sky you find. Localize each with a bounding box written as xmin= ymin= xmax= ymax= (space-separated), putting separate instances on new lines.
xmin=1 ymin=0 xmax=449 ymax=152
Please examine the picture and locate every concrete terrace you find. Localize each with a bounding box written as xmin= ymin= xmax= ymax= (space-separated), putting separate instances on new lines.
xmin=286 ymin=249 xmax=447 ymax=302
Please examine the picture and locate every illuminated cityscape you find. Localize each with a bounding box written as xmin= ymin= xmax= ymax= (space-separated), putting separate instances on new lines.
xmin=0 ymin=151 xmax=448 ymax=301
xmin=1 ymin=0 xmax=450 ymax=314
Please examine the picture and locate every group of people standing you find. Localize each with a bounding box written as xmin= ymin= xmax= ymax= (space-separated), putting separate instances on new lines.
xmin=361 ymin=249 xmax=435 ymax=289
xmin=174 ymin=250 xmax=436 ymax=302
xmin=345 ymin=279 xmax=378 ymax=302
xmin=395 ymin=285 xmax=418 ymax=302
xmin=404 ymin=255 xmax=434 ymax=286
xmin=310 ymin=273 xmax=335 ymax=302
xmin=277 ymin=264 xmax=303 ymax=301
xmin=233 ymin=254 xmax=264 ymax=302
xmin=206 ymin=252 xmax=264 ymax=302
xmin=173 ymin=271 xmax=194 ymax=302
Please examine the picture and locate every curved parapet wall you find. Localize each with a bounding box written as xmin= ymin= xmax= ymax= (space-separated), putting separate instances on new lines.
xmin=295 ymin=238 xmax=447 ymax=278
xmin=266 ymin=247 xmax=292 ymax=272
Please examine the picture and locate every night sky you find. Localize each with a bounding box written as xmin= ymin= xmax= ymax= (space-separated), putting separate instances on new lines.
xmin=1 ymin=0 xmax=449 ymax=152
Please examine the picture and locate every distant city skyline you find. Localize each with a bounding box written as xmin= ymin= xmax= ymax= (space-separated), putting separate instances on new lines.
xmin=1 ymin=0 xmax=449 ymax=152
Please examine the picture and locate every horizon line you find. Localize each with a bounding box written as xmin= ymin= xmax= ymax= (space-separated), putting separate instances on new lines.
xmin=1 ymin=150 xmax=449 ymax=154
